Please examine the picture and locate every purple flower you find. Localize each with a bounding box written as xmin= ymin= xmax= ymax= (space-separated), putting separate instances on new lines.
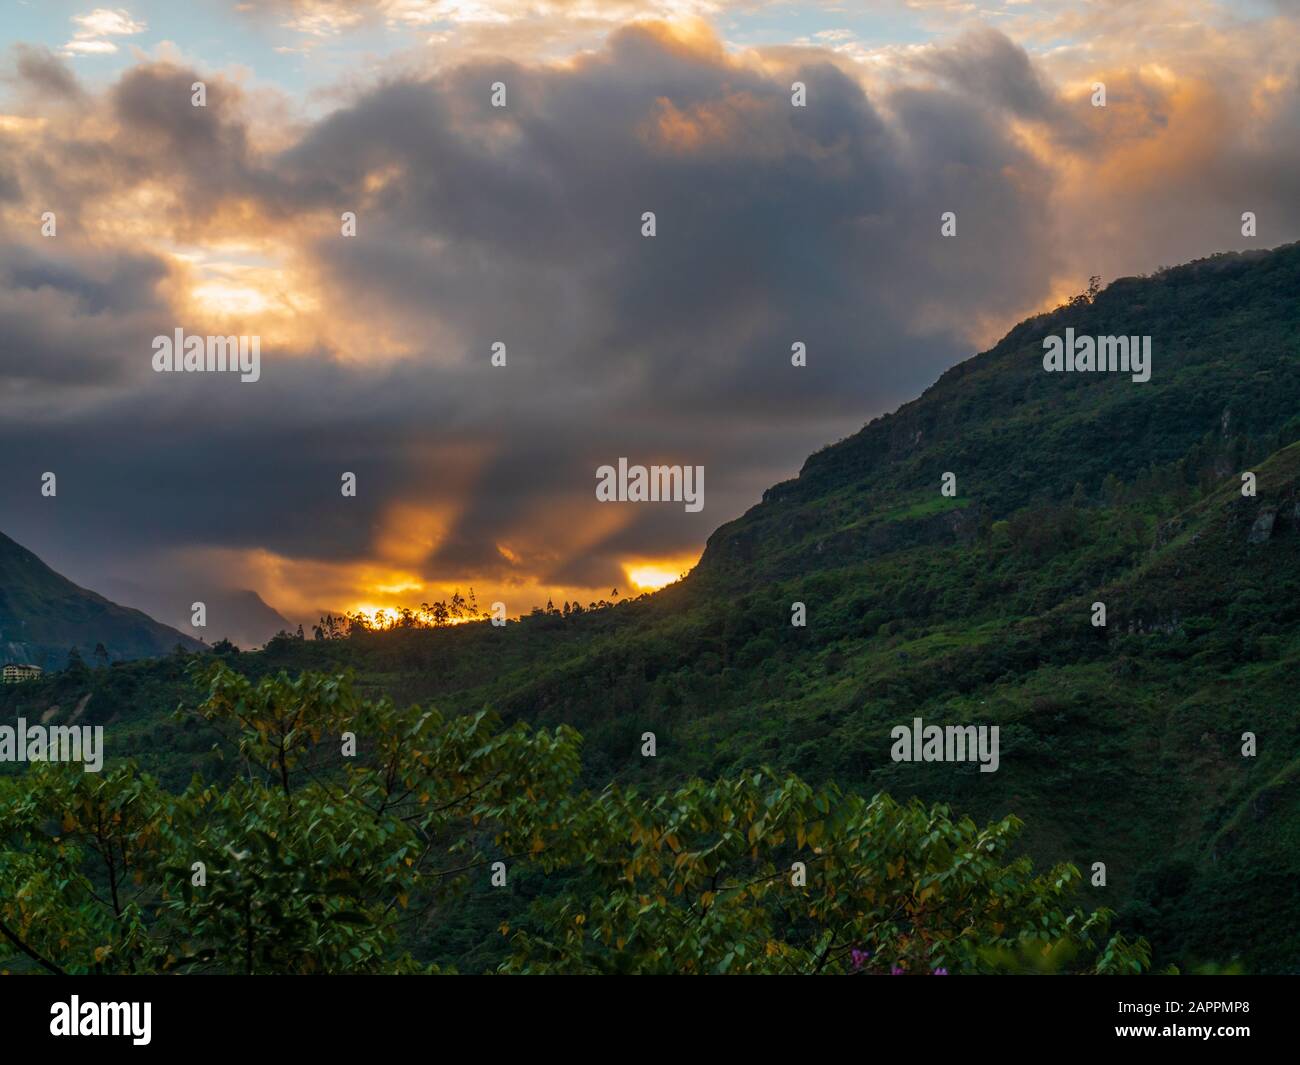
xmin=931 ymin=967 xmax=949 ymax=976
xmin=890 ymin=965 xmax=904 ymax=975
xmin=850 ymin=949 xmax=870 ymax=971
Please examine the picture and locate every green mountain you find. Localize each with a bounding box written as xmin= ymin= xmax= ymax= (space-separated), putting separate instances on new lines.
xmin=4 ymin=242 xmax=1298 ymax=972
xmin=0 ymin=531 xmax=206 ymax=668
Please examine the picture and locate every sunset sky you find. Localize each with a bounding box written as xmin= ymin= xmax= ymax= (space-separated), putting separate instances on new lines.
xmin=2 ymin=0 xmax=1298 ymax=644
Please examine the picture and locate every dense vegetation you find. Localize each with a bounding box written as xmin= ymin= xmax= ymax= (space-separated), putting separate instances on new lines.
xmin=4 ymin=242 xmax=1299 ymax=972
xmin=0 ymin=665 xmax=1149 ymax=975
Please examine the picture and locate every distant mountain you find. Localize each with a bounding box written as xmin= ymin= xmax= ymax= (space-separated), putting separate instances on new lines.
xmin=96 ymin=579 xmax=294 ymax=650
xmin=201 ymin=588 xmax=294 ymax=648
xmin=0 ymin=531 xmax=206 ymax=668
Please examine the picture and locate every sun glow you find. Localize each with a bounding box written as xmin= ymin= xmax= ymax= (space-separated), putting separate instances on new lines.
xmin=345 ymin=602 xmax=478 ymax=627
xmin=346 ymin=603 xmax=394 ymax=622
xmin=624 ymin=555 xmax=698 ymax=592
xmin=190 ymin=281 xmax=272 ymax=316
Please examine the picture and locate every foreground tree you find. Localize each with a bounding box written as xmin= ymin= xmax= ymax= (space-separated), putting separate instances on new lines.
xmin=0 ymin=664 xmax=580 ymax=973
xmin=1 ymin=667 xmax=1152 ymax=975
xmin=504 ymin=774 xmax=1151 ymax=975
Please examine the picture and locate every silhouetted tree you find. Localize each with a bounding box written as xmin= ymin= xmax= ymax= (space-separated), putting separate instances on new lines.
xmin=65 ymin=647 xmax=90 ymax=681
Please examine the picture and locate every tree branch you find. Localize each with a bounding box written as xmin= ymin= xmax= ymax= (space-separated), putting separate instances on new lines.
xmin=0 ymin=914 xmax=67 ymax=975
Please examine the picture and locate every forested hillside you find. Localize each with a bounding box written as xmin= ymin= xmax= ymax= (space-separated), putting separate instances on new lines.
xmin=0 ymin=531 xmax=205 ymax=669
xmin=5 ymin=243 xmax=1298 ymax=973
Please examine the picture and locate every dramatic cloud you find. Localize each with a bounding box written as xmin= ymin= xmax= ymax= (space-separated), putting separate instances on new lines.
xmin=1 ymin=4 xmax=1297 ymax=641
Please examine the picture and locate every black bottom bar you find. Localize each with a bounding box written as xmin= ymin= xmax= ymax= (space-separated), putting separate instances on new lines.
xmin=0 ymin=974 xmax=1287 ymax=1052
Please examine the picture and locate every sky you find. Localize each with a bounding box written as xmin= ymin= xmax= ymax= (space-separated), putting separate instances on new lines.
xmin=1 ymin=0 xmax=1298 ymax=645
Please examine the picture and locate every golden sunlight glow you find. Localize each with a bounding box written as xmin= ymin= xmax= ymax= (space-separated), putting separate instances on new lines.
xmin=624 ymin=555 xmax=698 ymax=591
xmin=374 ymin=502 xmax=456 ymax=567
xmin=346 ymin=604 xmax=394 ymax=622
xmin=344 ymin=603 xmax=476 ymax=626
xmin=190 ymin=281 xmax=273 ymax=316
xmin=0 ymin=114 xmax=47 ymax=133
xmin=164 ymin=250 xmax=341 ymax=356
xmin=637 ymin=17 xmax=723 ymax=58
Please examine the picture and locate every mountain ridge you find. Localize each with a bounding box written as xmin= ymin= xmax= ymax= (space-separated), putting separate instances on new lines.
xmin=0 ymin=530 xmax=206 ymax=668
xmin=698 ymin=241 xmax=1300 ymax=582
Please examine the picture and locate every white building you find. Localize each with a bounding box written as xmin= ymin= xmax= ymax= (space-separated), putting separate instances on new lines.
xmin=2 ymin=663 xmax=43 ymax=684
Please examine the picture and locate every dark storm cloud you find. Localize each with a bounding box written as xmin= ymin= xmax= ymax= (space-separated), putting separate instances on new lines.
xmin=282 ymin=23 xmax=1054 ymax=420
xmin=6 ymin=44 xmax=85 ymax=103
xmin=0 ymin=58 xmax=289 ymax=234
xmin=907 ymin=26 xmax=1059 ymax=122
xmin=107 ymin=64 xmax=299 ymax=222
xmin=0 ymin=244 xmax=170 ymax=384
xmin=0 ymin=24 xmax=1066 ymax=603
xmin=4 ymin=19 xmax=1295 ymax=615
